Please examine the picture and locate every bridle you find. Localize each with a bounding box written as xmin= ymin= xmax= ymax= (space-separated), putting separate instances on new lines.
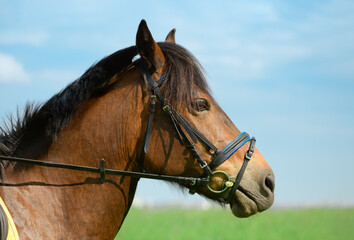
xmin=0 ymin=60 xmax=256 ymax=204
xmin=136 ymin=60 xmax=256 ymax=203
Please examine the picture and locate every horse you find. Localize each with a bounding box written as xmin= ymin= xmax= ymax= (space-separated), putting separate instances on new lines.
xmin=0 ymin=20 xmax=274 ymax=239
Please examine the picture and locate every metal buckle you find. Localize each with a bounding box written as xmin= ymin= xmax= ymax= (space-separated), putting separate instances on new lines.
xmin=163 ymin=105 xmax=171 ymax=112
xmin=189 ymin=179 xmax=197 ymax=186
xmin=199 ymin=160 xmax=208 ymax=169
xmin=245 ymin=150 xmax=253 ymax=161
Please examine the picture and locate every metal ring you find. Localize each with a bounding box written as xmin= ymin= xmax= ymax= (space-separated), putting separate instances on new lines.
xmin=207 ymin=171 xmax=233 ymax=194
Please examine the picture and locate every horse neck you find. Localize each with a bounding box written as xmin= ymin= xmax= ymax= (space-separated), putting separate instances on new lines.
xmin=1 ymin=69 xmax=146 ymax=239
xmin=47 ymin=72 xmax=145 ymax=171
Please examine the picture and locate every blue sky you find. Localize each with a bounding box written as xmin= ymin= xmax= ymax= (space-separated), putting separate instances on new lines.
xmin=1 ymin=0 xmax=353 ymax=207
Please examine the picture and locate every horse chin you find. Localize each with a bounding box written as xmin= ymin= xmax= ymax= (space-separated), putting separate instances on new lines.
xmin=230 ymin=189 xmax=258 ymax=218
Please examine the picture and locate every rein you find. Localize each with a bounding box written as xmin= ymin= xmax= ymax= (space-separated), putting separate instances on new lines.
xmin=0 ymin=60 xmax=256 ymax=204
xmin=0 ymin=156 xmax=208 ymax=186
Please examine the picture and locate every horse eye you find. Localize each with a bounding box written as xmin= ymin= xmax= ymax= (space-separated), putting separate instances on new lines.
xmin=193 ymin=98 xmax=210 ymax=112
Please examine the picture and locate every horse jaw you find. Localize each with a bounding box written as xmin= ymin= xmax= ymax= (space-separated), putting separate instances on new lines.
xmin=230 ymin=190 xmax=259 ymax=218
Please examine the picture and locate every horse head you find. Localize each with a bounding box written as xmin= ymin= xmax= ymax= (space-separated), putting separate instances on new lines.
xmin=135 ymin=20 xmax=274 ymax=217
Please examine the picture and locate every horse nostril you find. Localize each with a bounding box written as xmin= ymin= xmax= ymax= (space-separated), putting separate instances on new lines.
xmin=265 ymin=174 xmax=275 ymax=193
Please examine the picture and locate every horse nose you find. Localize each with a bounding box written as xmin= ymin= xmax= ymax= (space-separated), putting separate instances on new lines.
xmin=262 ymin=170 xmax=275 ymax=197
xmin=264 ymin=172 xmax=275 ymax=194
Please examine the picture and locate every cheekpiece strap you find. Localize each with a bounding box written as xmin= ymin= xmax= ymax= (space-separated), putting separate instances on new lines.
xmin=226 ymin=137 xmax=256 ymax=203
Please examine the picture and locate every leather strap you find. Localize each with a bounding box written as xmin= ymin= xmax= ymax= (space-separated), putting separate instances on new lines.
xmin=174 ymin=112 xmax=218 ymax=152
xmin=136 ymin=60 xmax=168 ymax=171
xmin=142 ymin=95 xmax=157 ymax=153
xmin=226 ymin=137 xmax=256 ymax=203
xmin=0 ymin=156 xmax=210 ymax=186
xmin=136 ymin=61 xmax=166 ymax=102
xmin=163 ymin=105 xmax=185 ymax=145
xmin=208 ymin=132 xmax=250 ymax=170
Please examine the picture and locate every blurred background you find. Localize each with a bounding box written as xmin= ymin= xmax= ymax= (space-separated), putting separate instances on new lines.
xmin=1 ymin=0 xmax=353 ymax=229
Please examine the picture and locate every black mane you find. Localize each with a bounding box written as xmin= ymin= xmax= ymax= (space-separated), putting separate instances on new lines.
xmin=0 ymin=46 xmax=138 ymax=160
xmin=0 ymin=43 xmax=211 ymax=162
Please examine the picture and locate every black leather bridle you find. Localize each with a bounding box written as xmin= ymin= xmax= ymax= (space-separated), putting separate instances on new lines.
xmin=136 ymin=60 xmax=256 ymax=203
xmin=0 ymin=60 xmax=256 ymax=204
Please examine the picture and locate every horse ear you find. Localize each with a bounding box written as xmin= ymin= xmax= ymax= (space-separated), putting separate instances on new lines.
xmin=165 ymin=28 xmax=176 ymax=43
xmin=136 ymin=20 xmax=165 ymax=74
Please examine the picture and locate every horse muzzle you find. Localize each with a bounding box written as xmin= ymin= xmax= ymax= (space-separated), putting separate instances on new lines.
xmin=230 ymin=167 xmax=275 ymax=217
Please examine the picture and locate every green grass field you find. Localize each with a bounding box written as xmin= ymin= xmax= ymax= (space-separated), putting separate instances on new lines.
xmin=115 ymin=207 xmax=354 ymax=240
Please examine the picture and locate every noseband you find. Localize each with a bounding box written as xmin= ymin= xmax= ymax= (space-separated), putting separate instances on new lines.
xmin=0 ymin=60 xmax=256 ymax=204
xmin=137 ymin=60 xmax=256 ymax=203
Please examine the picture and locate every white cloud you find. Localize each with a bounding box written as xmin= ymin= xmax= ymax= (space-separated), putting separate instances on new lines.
xmin=0 ymin=53 xmax=30 ymax=83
